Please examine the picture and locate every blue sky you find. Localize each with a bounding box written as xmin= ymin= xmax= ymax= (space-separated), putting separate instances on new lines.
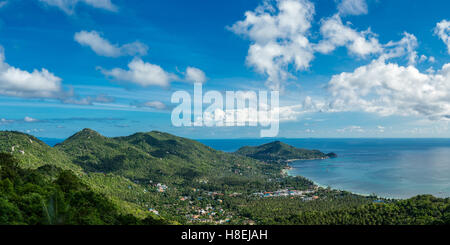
xmin=0 ymin=0 xmax=449 ymax=139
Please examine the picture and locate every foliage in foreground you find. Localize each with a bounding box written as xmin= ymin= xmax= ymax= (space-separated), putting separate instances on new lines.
xmin=232 ymin=193 xmax=450 ymax=225
xmin=0 ymin=153 xmax=167 ymax=225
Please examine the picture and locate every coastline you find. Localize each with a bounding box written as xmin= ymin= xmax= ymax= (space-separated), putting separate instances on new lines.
xmin=286 ymin=166 xmax=450 ymax=200
xmin=285 ymin=157 xmax=329 ymax=163
xmin=285 ymin=164 xmax=395 ymax=199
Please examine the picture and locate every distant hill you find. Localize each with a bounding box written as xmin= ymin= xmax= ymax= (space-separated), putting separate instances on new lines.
xmin=235 ymin=141 xmax=337 ymax=164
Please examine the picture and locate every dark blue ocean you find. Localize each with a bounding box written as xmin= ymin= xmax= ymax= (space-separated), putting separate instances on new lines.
xmin=199 ymin=138 xmax=450 ymax=199
xmin=41 ymin=137 xmax=450 ymax=199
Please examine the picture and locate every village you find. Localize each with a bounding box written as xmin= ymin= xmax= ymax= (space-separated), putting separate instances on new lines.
xmin=252 ymin=187 xmax=320 ymax=200
xmin=139 ymin=180 xmax=322 ymax=224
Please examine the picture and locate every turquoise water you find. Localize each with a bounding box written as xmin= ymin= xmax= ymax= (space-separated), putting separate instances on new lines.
xmin=199 ymin=138 xmax=450 ymax=199
xmin=39 ymin=138 xmax=63 ymax=147
xmin=41 ymin=137 xmax=450 ymax=199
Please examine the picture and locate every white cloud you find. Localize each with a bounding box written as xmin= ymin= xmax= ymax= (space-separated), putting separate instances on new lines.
xmin=327 ymin=59 xmax=450 ymax=120
xmin=426 ymin=67 xmax=435 ymax=74
xmin=419 ymin=55 xmax=427 ymax=62
xmin=25 ymin=128 xmax=44 ymax=134
xmin=435 ymin=20 xmax=450 ymax=54
xmin=185 ymin=67 xmax=207 ymax=84
xmin=336 ymin=0 xmax=368 ymax=16
xmin=201 ymin=94 xmax=326 ymax=126
xmin=143 ymin=101 xmax=167 ymax=110
xmin=315 ymin=14 xmax=382 ymax=57
xmin=74 ymin=30 xmax=148 ymax=57
xmin=0 ymin=46 xmax=64 ymax=98
xmin=61 ymin=94 xmax=114 ymax=105
xmin=229 ymin=0 xmax=315 ymax=90
xmin=337 ymin=125 xmax=365 ymax=133
xmin=316 ymin=16 xmax=419 ymax=65
xmin=39 ymin=0 xmax=117 ymax=14
xmin=202 ymin=104 xmax=303 ymax=126
xmin=24 ymin=116 xmax=39 ymax=122
xmin=0 ymin=118 xmax=13 ymax=124
xmin=230 ymin=0 xmax=425 ymax=91
xmin=100 ymin=58 xmax=177 ymax=87
xmin=381 ymin=32 xmax=418 ymax=65
xmin=301 ymin=95 xmax=327 ymax=113
xmin=0 ymin=117 xmax=40 ymax=124
xmin=418 ymin=55 xmax=435 ymax=64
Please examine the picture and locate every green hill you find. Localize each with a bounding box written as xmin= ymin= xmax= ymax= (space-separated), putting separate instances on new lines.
xmin=0 ymin=131 xmax=80 ymax=172
xmin=55 ymin=129 xmax=275 ymax=189
xmin=235 ymin=141 xmax=337 ymax=164
xmin=0 ymin=153 xmax=167 ymax=225
xmin=0 ymin=129 xmax=310 ymax=224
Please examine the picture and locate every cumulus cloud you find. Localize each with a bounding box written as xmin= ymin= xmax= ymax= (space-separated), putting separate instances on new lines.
xmin=229 ymin=0 xmax=315 ymax=90
xmin=185 ymin=67 xmax=207 ymax=84
xmin=315 ymin=14 xmax=382 ymax=57
xmin=0 ymin=118 xmax=13 ymax=124
xmin=39 ymin=0 xmax=117 ymax=14
xmin=336 ymin=0 xmax=368 ymax=16
xmin=0 ymin=46 xmax=65 ymax=98
xmin=435 ymin=20 xmax=450 ymax=54
xmin=202 ymin=104 xmax=303 ymax=126
xmin=327 ymin=59 xmax=450 ymax=120
xmin=228 ymin=0 xmax=409 ymax=89
xmin=0 ymin=43 xmax=116 ymax=105
xmin=419 ymin=55 xmax=428 ymax=63
xmin=142 ymin=101 xmax=167 ymax=110
xmin=99 ymin=58 xmax=205 ymax=88
xmin=100 ymin=58 xmax=177 ymax=87
xmin=0 ymin=117 xmax=40 ymax=124
xmin=74 ymin=30 xmax=148 ymax=57
xmin=315 ymin=14 xmax=420 ymax=64
xmin=381 ymin=32 xmax=418 ymax=65
xmin=24 ymin=116 xmax=39 ymax=122
xmin=228 ymin=0 xmax=443 ymax=124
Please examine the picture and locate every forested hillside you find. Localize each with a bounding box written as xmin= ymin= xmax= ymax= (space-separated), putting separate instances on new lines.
xmin=1 ymin=129 xmax=449 ymax=225
xmin=236 ymin=140 xmax=336 ymax=164
xmin=0 ymin=153 xmax=167 ymax=225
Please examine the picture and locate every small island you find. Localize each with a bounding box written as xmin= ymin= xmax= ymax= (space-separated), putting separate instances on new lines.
xmin=235 ymin=140 xmax=337 ymax=164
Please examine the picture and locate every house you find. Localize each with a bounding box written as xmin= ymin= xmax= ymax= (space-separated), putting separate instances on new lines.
xmin=148 ymin=208 xmax=159 ymax=215
xmin=156 ymin=183 xmax=168 ymax=192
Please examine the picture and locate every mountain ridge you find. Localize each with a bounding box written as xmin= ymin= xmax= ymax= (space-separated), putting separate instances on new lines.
xmin=0 ymin=131 xmax=81 ymax=171
xmin=235 ymin=140 xmax=337 ymax=164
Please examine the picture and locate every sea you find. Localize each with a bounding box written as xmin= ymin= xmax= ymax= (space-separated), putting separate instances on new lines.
xmin=41 ymin=137 xmax=450 ymax=199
